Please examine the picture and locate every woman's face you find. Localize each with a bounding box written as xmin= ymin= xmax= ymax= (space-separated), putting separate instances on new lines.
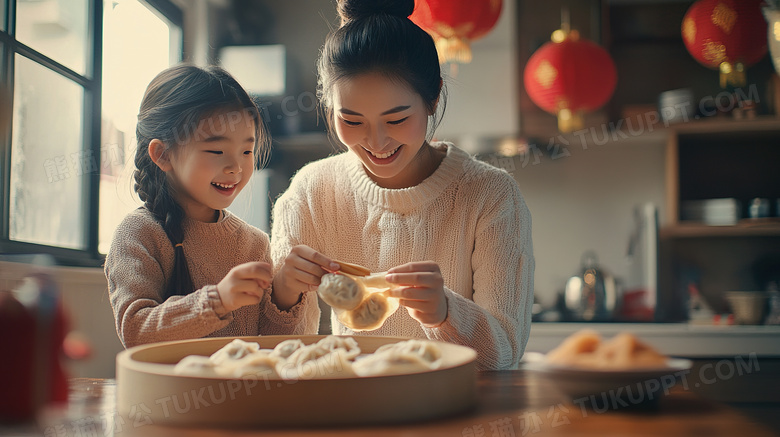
xmin=332 ymin=72 xmax=433 ymax=188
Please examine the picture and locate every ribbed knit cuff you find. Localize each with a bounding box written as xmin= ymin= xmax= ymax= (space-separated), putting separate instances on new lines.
xmin=205 ymin=285 xmax=233 ymax=321
xmin=421 ymin=287 xmax=462 ymax=341
xmin=260 ymin=289 xmax=312 ymax=327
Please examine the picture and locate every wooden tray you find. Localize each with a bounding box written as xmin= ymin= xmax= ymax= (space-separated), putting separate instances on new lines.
xmin=116 ymin=335 xmax=477 ymax=428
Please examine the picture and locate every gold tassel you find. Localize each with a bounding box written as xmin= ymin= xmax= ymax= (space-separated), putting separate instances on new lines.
xmin=557 ymin=108 xmax=584 ymax=133
xmin=719 ymin=61 xmax=746 ymax=88
xmin=434 ymin=37 xmax=473 ymax=64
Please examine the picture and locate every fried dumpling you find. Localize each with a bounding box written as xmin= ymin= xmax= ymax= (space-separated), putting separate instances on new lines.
xmin=209 ymin=339 xmax=260 ymax=365
xmin=596 ymin=333 xmax=667 ymax=369
xmin=545 ymin=329 xmax=601 ymax=367
xmin=174 ymin=355 xmax=219 ymax=377
xmin=318 ymin=273 xmax=366 ymax=310
xmin=545 ymin=330 xmax=668 ymax=369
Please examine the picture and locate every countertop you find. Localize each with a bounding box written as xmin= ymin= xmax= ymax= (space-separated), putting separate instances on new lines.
xmin=527 ymin=322 xmax=780 ymax=357
xmin=3 ymin=371 xmax=778 ymax=437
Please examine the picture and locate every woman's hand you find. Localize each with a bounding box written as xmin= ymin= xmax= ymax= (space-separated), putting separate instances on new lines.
xmin=216 ymin=261 xmax=273 ymax=312
xmin=272 ymin=245 xmax=340 ymax=310
xmin=386 ymin=261 xmax=448 ymax=328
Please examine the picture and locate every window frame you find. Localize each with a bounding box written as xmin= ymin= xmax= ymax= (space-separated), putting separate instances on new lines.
xmin=0 ymin=0 xmax=184 ymax=267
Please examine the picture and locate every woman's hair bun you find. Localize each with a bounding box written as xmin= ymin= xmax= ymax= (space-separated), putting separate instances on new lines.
xmin=337 ymin=0 xmax=415 ymax=23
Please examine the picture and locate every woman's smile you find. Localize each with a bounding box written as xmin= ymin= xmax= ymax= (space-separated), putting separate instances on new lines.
xmin=364 ymin=145 xmax=403 ymax=164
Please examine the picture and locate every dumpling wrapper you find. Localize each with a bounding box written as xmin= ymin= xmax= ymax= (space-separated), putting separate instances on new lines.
xmin=353 ymin=347 xmax=440 ymax=377
xmin=277 ymin=349 xmax=356 ymax=380
xmin=318 ymin=273 xmax=366 ymax=310
xmin=209 ymin=339 xmax=261 ymax=365
xmin=315 ymin=335 xmax=361 ymax=360
xmin=375 ymin=339 xmax=442 ymax=365
xmin=174 ymin=355 xmax=219 ymax=377
xmin=320 ymin=271 xmax=400 ymax=332
xmin=335 ymin=290 xmax=399 ymax=332
xmin=271 ymin=339 xmax=305 ymax=359
xmin=217 ymin=350 xmax=280 ymax=378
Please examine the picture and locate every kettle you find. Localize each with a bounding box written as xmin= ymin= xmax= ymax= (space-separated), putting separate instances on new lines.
xmin=564 ymin=251 xmax=617 ymax=321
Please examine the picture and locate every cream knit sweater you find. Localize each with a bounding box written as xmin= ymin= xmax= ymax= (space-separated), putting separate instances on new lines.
xmin=106 ymin=207 xmax=312 ymax=348
xmin=271 ymin=143 xmax=534 ymax=370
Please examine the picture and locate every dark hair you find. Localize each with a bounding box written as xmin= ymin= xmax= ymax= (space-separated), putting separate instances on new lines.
xmin=134 ymin=64 xmax=266 ymax=300
xmin=317 ymin=0 xmax=446 ymax=139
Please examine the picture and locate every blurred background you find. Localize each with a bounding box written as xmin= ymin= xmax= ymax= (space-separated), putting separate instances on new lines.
xmin=1 ymin=0 xmax=780 ymax=379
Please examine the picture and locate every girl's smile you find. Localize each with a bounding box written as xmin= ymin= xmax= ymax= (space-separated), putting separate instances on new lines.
xmin=211 ymin=181 xmax=238 ymax=196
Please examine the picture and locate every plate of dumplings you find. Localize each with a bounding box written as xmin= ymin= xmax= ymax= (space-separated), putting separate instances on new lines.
xmin=117 ymin=334 xmax=477 ymax=427
xmin=522 ymin=330 xmax=692 ymax=404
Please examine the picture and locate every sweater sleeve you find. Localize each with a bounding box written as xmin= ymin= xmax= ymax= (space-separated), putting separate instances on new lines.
xmin=269 ymin=192 xmax=322 ymax=335
xmin=422 ymin=182 xmax=534 ymax=370
xmin=250 ymin=227 xmax=319 ymax=335
xmin=105 ymin=215 xmax=233 ymax=349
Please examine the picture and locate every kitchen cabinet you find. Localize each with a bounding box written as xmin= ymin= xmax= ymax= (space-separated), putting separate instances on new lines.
xmin=659 ymin=117 xmax=780 ymax=321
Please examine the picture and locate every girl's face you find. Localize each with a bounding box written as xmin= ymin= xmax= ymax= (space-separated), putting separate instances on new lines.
xmin=332 ymin=72 xmax=433 ymax=189
xmin=166 ymin=109 xmax=257 ymax=222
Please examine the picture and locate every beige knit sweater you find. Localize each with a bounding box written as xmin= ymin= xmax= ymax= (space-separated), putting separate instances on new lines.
xmin=106 ymin=207 xmax=312 ymax=348
xmin=271 ymin=143 xmax=534 ymax=370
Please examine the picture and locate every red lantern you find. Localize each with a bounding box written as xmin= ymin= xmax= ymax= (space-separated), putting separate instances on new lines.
xmin=410 ymin=0 xmax=502 ymax=64
xmin=682 ymin=0 xmax=768 ymax=88
xmin=523 ymin=30 xmax=617 ymax=133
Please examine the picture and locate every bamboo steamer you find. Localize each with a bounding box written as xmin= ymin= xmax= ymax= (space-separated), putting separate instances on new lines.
xmin=116 ymin=335 xmax=477 ymax=428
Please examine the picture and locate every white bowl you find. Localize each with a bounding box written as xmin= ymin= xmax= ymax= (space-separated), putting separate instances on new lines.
xmin=725 ymin=291 xmax=768 ymax=325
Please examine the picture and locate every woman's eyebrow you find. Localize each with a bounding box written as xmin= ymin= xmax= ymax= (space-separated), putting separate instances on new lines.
xmin=381 ymin=105 xmax=411 ymax=115
xmin=338 ymin=105 xmax=411 ymax=116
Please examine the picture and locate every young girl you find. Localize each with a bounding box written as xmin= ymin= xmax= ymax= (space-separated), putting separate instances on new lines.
xmin=106 ymin=64 xmax=311 ymax=348
xmin=270 ymin=0 xmax=534 ymax=370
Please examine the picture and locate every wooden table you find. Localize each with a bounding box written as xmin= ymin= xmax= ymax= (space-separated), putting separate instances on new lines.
xmin=4 ymin=371 xmax=778 ymax=437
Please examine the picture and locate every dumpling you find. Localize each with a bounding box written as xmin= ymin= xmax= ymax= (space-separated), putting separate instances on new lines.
xmin=596 ymin=333 xmax=667 ymax=369
xmin=375 ymin=339 xmax=442 ymax=365
xmin=353 ymin=348 xmax=440 ymax=377
xmin=284 ymin=343 xmax=332 ymax=368
xmin=217 ymin=351 xmax=280 ymax=378
xmin=338 ymin=291 xmax=396 ymax=331
xmin=545 ymin=330 xmax=668 ymax=369
xmin=209 ymin=339 xmax=260 ymax=365
xmin=545 ymin=329 xmax=601 ymax=367
xmin=271 ymin=339 xmax=305 ymax=359
xmin=315 ymin=335 xmax=361 ymax=359
xmin=318 ymin=273 xmax=366 ymax=310
xmin=278 ymin=348 xmax=356 ymax=380
xmin=174 ymin=355 xmax=219 ymax=377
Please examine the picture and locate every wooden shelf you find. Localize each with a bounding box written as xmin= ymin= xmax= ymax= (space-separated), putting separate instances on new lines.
xmin=661 ymin=219 xmax=780 ymax=238
xmin=671 ymin=116 xmax=780 ymax=136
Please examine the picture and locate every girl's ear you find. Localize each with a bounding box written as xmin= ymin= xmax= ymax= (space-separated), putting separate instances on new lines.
xmin=148 ymin=139 xmax=172 ymax=172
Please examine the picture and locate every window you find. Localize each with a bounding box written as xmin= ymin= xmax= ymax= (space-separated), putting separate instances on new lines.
xmin=1 ymin=0 xmax=183 ymax=266
xmin=99 ymin=0 xmax=182 ymax=254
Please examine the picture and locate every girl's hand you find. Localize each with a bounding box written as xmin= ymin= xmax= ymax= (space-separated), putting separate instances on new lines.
xmin=386 ymin=261 xmax=448 ymax=328
xmin=216 ymin=262 xmax=273 ymax=312
xmin=272 ymin=245 xmax=340 ymax=310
